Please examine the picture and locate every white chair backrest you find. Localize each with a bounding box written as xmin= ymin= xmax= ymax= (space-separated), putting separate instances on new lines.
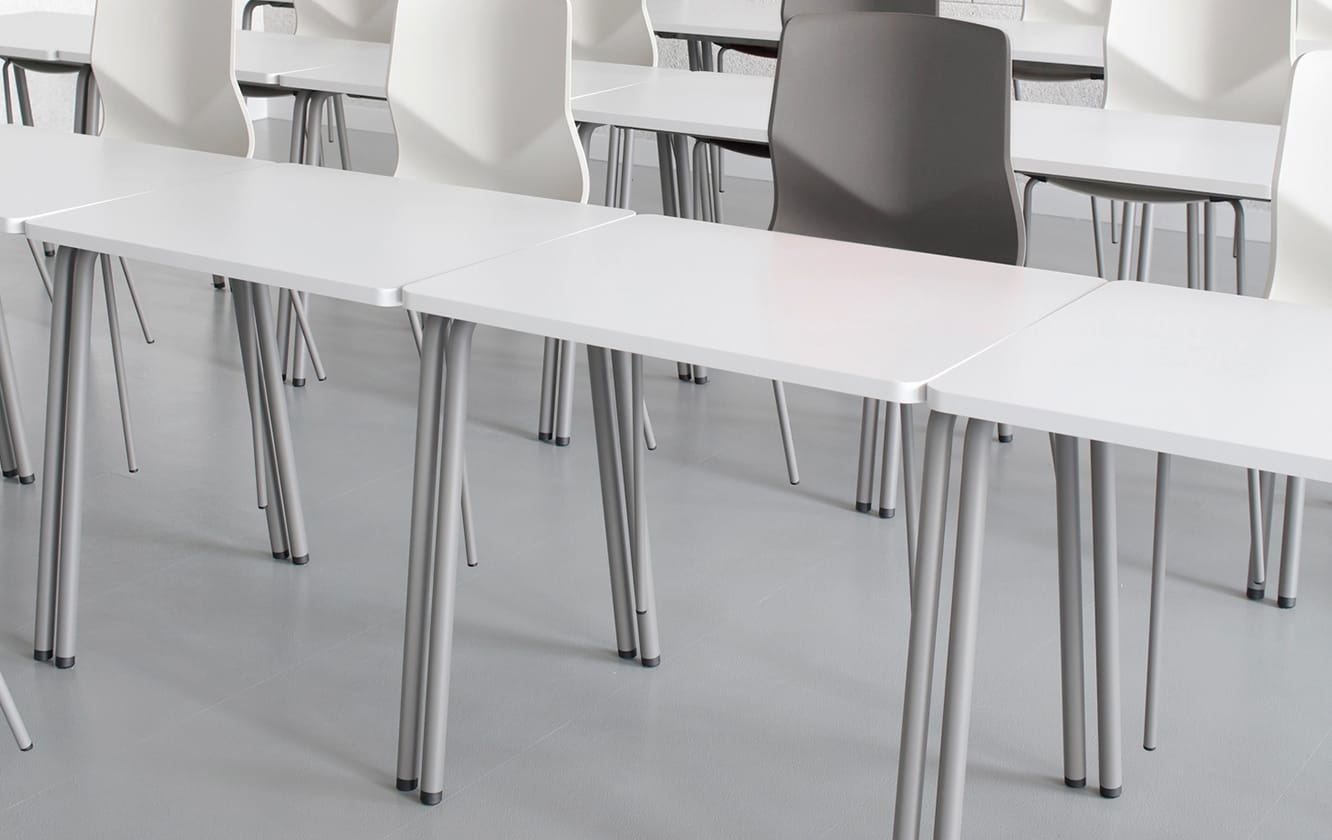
xmin=1021 ymin=0 xmax=1110 ymax=26
xmin=387 ymin=0 xmax=588 ymax=203
xmin=294 ymin=0 xmax=397 ymax=42
xmin=1266 ymin=51 xmax=1332 ymax=305
xmin=572 ymin=0 xmax=657 ymax=65
xmin=1299 ymin=0 xmax=1332 ymax=42
xmin=1103 ymin=0 xmax=1295 ymax=124
xmin=91 ymin=0 xmax=253 ymax=157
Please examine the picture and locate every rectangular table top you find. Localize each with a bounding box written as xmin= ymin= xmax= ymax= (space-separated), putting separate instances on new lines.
xmin=402 ymin=214 xmax=1103 ymax=404
xmin=0 ymin=124 xmax=269 ymax=235
xmin=927 ymin=282 xmax=1332 ymax=484
xmin=0 ymin=11 xmax=88 ymax=63
xmin=27 ymin=162 xmax=632 ymax=307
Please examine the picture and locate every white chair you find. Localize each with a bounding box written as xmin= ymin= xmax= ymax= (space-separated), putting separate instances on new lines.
xmin=1022 ymin=0 xmax=1110 ymax=26
xmin=294 ymin=0 xmax=396 ymax=40
xmin=1299 ymin=0 xmax=1332 ymax=42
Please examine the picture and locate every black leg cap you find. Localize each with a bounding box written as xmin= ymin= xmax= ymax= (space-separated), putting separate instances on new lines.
xmin=292 ymin=378 xmax=306 ymax=388
xmin=1246 ymin=586 xmax=1265 ymax=601
xmin=55 ymin=656 xmax=75 ymax=669
xmin=678 ymin=373 xmax=692 ymax=382
xmin=19 ymin=743 xmax=32 ymax=752
xmin=292 ymin=554 xmax=310 ymax=566
xmin=213 ymin=280 xmax=226 ymax=290
xmin=1278 ymin=596 xmax=1296 ymax=609
xmin=618 ymin=649 xmax=638 ymax=661
xmin=693 ymin=376 xmax=709 ymax=385
xmin=641 ymin=656 xmax=661 ymax=668
xmin=1100 ymin=786 xmax=1121 ymax=799
xmin=272 ymin=550 xmax=290 ymax=561
xmin=879 ymin=507 xmax=896 ymax=520
xmin=1 ymin=468 xmax=17 ymax=478
xmin=1144 ymin=745 xmax=1157 ymax=752
xmin=999 ymin=434 xmax=1014 ymax=444
xmin=396 ymin=778 xmax=418 ymax=792
xmin=420 ymin=791 xmax=442 ymax=806
xmin=18 ymin=474 xmax=34 ymax=485
xmin=555 ymin=436 xmax=571 ymax=447
xmin=538 ymin=432 xmax=553 ymax=442
xmin=1065 ymin=777 xmax=1086 ymax=789
xmin=33 ymin=650 xmax=51 ymax=663
xmin=855 ymin=502 xmax=872 ymax=513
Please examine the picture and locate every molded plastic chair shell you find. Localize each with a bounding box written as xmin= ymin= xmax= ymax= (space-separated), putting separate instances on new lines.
xmin=387 ymin=0 xmax=589 ymax=203
xmin=91 ymin=0 xmax=253 ymax=157
xmin=1104 ymin=0 xmax=1296 ymax=124
xmin=1299 ymin=0 xmax=1332 ymax=43
xmin=572 ymin=0 xmax=657 ymax=66
xmin=1266 ymin=51 xmax=1332 ymax=306
xmin=295 ymin=0 xmax=397 ymax=43
xmin=1021 ymin=0 xmax=1110 ymax=26
xmin=768 ymin=13 xmax=1025 ymax=266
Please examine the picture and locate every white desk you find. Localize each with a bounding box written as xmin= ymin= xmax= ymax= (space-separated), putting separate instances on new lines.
xmin=0 ymin=11 xmax=88 ymax=62
xmin=399 ymin=212 xmax=1102 ymax=806
xmin=893 ymin=282 xmax=1332 ymax=840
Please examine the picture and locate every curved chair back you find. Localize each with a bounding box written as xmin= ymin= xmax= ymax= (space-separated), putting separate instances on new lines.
xmin=572 ymin=0 xmax=657 ymax=65
xmin=1299 ymin=0 xmax=1332 ymax=43
xmin=91 ymin=0 xmax=253 ymax=156
xmin=1266 ymin=51 xmax=1332 ymax=306
xmin=1104 ymin=0 xmax=1295 ymax=124
xmin=769 ymin=13 xmax=1024 ymax=266
xmin=388 ymin=0 xmax=588 ymax=203
xmin=1021 ymin=0 xmax=1110 ymax=26
xmin=781 ymin=0 xmax=936 ymax=26
xmin=295 ymin=0 xmax=397 ymax=43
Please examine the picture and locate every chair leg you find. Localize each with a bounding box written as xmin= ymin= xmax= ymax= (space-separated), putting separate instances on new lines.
xmin=618 ymin=130 xmax=636 ymax=210
xmin=772 ymin=380 xmax=799 ymax=486
xmin=0 ymin=670 xmax=31 ymax=751
xmin=855 ymin=398 xmax=880 ymax=513
xmin=117 ymin=258 xmax=154 ymax=344
xmin=1277 ymin=477 xmax=1305 ymax=609
xmin=1229 ymin=199 xmax=1247 ymax=296
xmin=1186 ymin=203 xmax=1201 ymax=290
xmin=1090 ymin=197 xmax=1106 ymax=279
xmin=690 ymin=365 xmax=709 ymax=385
xmin=1021 ymin=178 xmax=1038 ymax=261
xmin=1203 ymin=201 xmax=1216 ymax=291
xmin=13 ymin=66 xmax=33 ymax=127
xmin=100 ymin=255 xmax=138 ymax=474
xmin=643 ymin=400 xmax=657 ymax=451
xmin=1115 ymin=202 xmax=1137 ymax=282
xmin=604 ymin=127 xmax=622 ymax=208
xmin=878 ymin=401 xmax=901 ymax=518
xmin=333 ymin=94 xmax=352 ymax=171
xmin=1109 ymin=199 xmax=1120 ymax=244
xmin=287 ymin=291 xmax=327 ymax=382
xmin=1143 ymin=453 xmax=1171 ymax=751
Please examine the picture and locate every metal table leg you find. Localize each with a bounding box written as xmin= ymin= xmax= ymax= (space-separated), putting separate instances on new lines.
xmin=0 ymin=291 xmax=34 ymax=482
xmin=587 ymin=345 xmax=637 ymax=660
xmin=1051 ymin=434 xmax=1087 ymax=787
xmin=1090 ymin=441 xmax=1123 ymax=798
xmin=1277 ymin=476 xmax=1305 ymax=609
xmin=1143 ymin=453 xmax=1171 ymax=751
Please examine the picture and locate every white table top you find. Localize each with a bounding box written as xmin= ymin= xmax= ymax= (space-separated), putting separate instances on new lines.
xmin=0 ymin=124 xmax=268 ymax=235
xmin=402 ymin=214 xmax=1103 ymax=403
xmin=572 ymin=73 xmax=1279 ymax=201
xmin=928 ymin=282 xmax=1332 ymax=484
xmin=0 ymin=11 xmax=89 ymax=63
xmin=27 ymin=163 xmax=632 ymax=307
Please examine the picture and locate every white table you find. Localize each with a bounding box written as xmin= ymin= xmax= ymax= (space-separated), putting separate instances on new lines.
xmin=646 ymin=0 xmax=1106 ymax=73
xmin=400 ymin=212 xmax=1102 ymax=806
xmin=895 ymin=282 xmax=1332 ymax=840
xmin=0 ymin=11 xmax=88 ymax=62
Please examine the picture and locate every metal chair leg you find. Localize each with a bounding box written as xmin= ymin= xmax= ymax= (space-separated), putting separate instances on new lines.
xmin=287 ymin=290 xmax=327 ymax=382
xmin=1091 ymin=197 xmax=1106 ymax=279
xmin=0 ymin=670 xmax=32 ymax=751
xmin=1143 ymin=453 xmax=1171 ymax=751
xmin=1246 ymin=470 xmax=1276 ymax=599
xmin=333 ymin=94 xmax=352 ymax=171
xmin=772 ymin=380 xmax=799 ymax=486
xmin=643 ymin=400 xmax=657 ymax=451
xmin=117 ymin=258 xmax=154 ymax=344
xmin=100 ymin=254 xmax=138 ymax=473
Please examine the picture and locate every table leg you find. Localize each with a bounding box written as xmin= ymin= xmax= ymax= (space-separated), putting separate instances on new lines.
xmin=1050 ymin=434 xmax=1087 ymax=787
xmin=232 ymin=282 xmax=288 ymax=557
xmin=856 ymin=399 xmax=881 ymax=513
xmin=1144 ymin=453 xmax=1171 ymax=751
xmin=1277 ymin=476 xmax=1305 ymax=609
xmin=1090 ymin=441 xmax=1122 ymax=798
xmin=554 ymin=339 xmax=576 ymax=446
xmin=1186 ymin=204 xmax=1200 ymax=290
xmin=587 ymin=345 xmax=637 ymax=660
xmin=1115 ymin=203 xmax=1136 ymax=282
xmin=656 ymin=133 xmax=678 ymax=217
xmin=900 ymin=404 xmax=919 ymax=584
xmin=1203 ymin=202 xmax=1216 ymax=292
xmin=630 ymin=354 xmax=660 ymax=666
xmin=932 ymin=419 xmax=996 ymax=840
xmin=892 ymin=410 xmax=958 ymax=840
xmin=879 ymin=402 xmax=901 ymax=518
xmin=538 ymin=337 xmax=558 ymax=442
xmin=418 ymin=320 xmax=476 ymax=806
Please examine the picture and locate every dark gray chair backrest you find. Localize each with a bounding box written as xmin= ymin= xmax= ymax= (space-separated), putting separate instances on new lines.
xmin=781 ymin=0 xmax=937 ymax=25
xmin=768 ymin=13 xmax=1025 ymax=266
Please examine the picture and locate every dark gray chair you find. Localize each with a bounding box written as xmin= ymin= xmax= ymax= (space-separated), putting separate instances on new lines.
xmin=763 ymin=12 xmax=1024 ymax=516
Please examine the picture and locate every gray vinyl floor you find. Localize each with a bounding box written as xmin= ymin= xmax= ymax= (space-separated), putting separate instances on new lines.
xmin=0 ymin=122 xmax=1325 ymax=839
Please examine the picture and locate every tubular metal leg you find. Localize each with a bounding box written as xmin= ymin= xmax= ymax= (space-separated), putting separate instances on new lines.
xmin=538 ymin=337 xmax=558 ymax=442
xmin=1051 ymin=434 xmax=1087 ymax=787
xmin=618 ymin=129 xmax=636 ymax=209
xmin=117 ymin=258 xmax=153 ymax=344
xmin=417 ymin=320 xmax=477 ymax=806
xmin=53 ymin=249 xmax=98 ymax=669
xmin=772 ymin=381 xmax=799 ymax=486
xmin=0 ymin=670 xmax=31 ymax=750
xmin=13 ymin=66 xmax=32 ymax=127
xmin=1022 ymin=178 xmax=1038 ymax=257
xmin=26 ymin=239 xmax=53 ymax=301
xmin=333 ymin=94 xmax=352 ymax=171
xmin=690 ymin=366 xmax=708 ymax=385
xmin=900 ymin=404 xmax=919 ymax=581
xmin=676 ymin=362 xmax=691 ymax=382
xmin=933 ymin=419 xmax=996 ymax=840
xmin=1116 ymin=202 xmax=1137 ymax=282
xmin=629 ymin=355 xmax=660 ymax=666
xmin=1143 ymin=453 xmax=1171 ymax=751
xmin=1203 ymin=202 xmax=1216 ymax=292
xmin=879 ymin=402 xmax=901 ymax=518
xmin=1091 ymin=197 xmax=1106 ymax=279
xmin=233 ymin=283 xmax=288 ymax=557
xmin=213 ymin=275 xmax=226 ymax=290
xmin=604 ymin=127 xmax=623 ymax=208
xmin=396 ymin=315 xmax=447 ymax=793
xmin=891 ymin=411 xmax=958 ymax=840
xmin=554 ymin=340 xmax=576 ymax=446
xmin=1277 ymin=476 xmax=1305 ymax=609
xmin=290 ymin=293 xmax=310 ymax=387
xmin=287 ymin=291 xmax=326 ymax=382
xmin=276 ymin=289 xmax=292 ymax=382
xmin=289 ymin=92 xmax=309 ymax=163
xmin=0 ymin=380 xmax=15 ymax=479
xmin=1135 ymin=203 xmax=1155 ymax=283
xmin=643 ymin=400 xmax=657 ymax=451
xmin=587 ymin=346 xmax=637 ymax=659
xmin=656 ymin=133 xmax=678 ymax=217
xmin=1090 ymin=441 xmax=1123 ymax=798
xmin=407 ymin=310 xmax=425 ymax=355
xmin=997 ymin=423 xmax=1014 ymax=444
xmin=1186 ymin=204 xmax=1201 ymax=290
xmin=1230 ymin=200 xmax=1247 ymax=296
xmin=855 ymin=399 xmax=881 ymax=513
xmin=1110 ymin=200 xmax=1120 ymax=244
xmin=0 ymin=293 xmax=33 ymax=483
xmin=671 ymin=134 xmax=694 ymax=222
xmin=100 ymin=255 xmax=138 ymax=473
xmin=1246 ymin=469 xmax=1269 ymax=599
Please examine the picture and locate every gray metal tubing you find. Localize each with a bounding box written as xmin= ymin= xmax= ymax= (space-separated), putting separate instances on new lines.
xmin=1229 ymin=199 xmax=1247 ymax=296
xmin=1090 ymin=440 xmax=1123 ymax=797
xmin=554 ymin=339 xmax=576 ymax=446
xmin=676 ymin=361 xmax=691 ymax=382
xmin=287 ymin=290 xmax=326 ymax=381
xmin=0 ymin=293 xmax=32 ymax=482
xmin=117 ymin=258 xmax=154 ymax=344
xmin=276 ymin=289 xmax=293 ymax=380
xmin=1110 ymin=199 xmax=1119 ymax=244
xmin=1186 ymin=203 xmax=1201 ymax=290
xmin=611 ymin=354 xmax=639 ymax=616
xmin=53 ymin=249 xmax=98 ymax=667
xmin=442 ymin=324 xmax=478 ymax=570
xmin=291 ymin=292 xmax=310 ymax=386
xmin=691 ymin=365 xmax=708 ymax=384
xmin=604 ymin=127 xmax=623 ymax=208
xmin=289 ymin=92 xmax=309 ymax=163
xmin=900 ymin=404 xmax=919 ymax=579
xmin=407 ymin=310 xmax=424 ymax=355
xmin=396 ymin=314 xmax=447 ymax=791
xmin=891 ymin=410 xmax=957 ymax=840
xmin=230 ymin=281 xmax=270 ymax=512
xmin=1051 ymin=434 xmax=1087 ymax=786
xmin=305 ymin=92 xmax=328 ymax=167
xmin=672 ymin=134 xmax=694 ymax=221
xmin=587 ymin=345 xmax=637 ymax=658
xmin=1246 ymin=469 xmax=1268 ymax=594
xmin=0 ymin=670 xmax=31 ymax=750
xmin=3 ymin=61 xmax=11 ymax=124
xmin=1203 ymin=201 xmax=1216 ymax=292
xmin=417 ymin=320 xmax=477 ymax=804
xmin=1143 ymin=452 xmax=1171 ymax=751
xmin=333 ymin=95 xmax=352 ymax=171
xmin=879 ymin=401 xmax=901 ymax=516
xmin=1090 ymin=197 xmax=1106 ymax=279
xmin=656 ymin=133 xmax=678 ymax=217
xmin=538 ymin=338 xmax=558 ymax=441
xmin=855 ymin=398 xmax=880 ymax=513
xmin=0 ymin=378 xmax=16 ymax=478
xmin=933 ymin=418 xmax=997 ymax=840
xmin=1021 ymin=177 xmax=1038 ymax=254
xmin=250 ymin=284 xmax=310 ymax=562
xmin=251 ymin=284 xmax=293 ymax=556
xmin=1115 ymin=201 xmax=1137 ymax=282
xmin=773 ymin=381 xmax=800 ymax=486
xmin=35 ymin=247 xmax=77 ymax=659
xmin=1277 ymin=476 xmax=1305 ymax=608
xmin=100 ymin=254 xmax=138 ymax=473
xmin=27 ymin=239 xmax=53 ymax=301
xmin=13 ymin=66 xmax=32 ymax=127
xmin=997 ymin=423 xmax=1013 ymax=444
xmin=1135 ymin=203 xmax=1155 ymax=283
xmin=629 ymin=354 xmax=660 ymax=666
xmin=643 ymin=400 xmax=658 ymax=451
xmin=73 ymin=66 xmax=93 ymax=136
xmin=618 ymin=130 xmax=636 ymax=209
